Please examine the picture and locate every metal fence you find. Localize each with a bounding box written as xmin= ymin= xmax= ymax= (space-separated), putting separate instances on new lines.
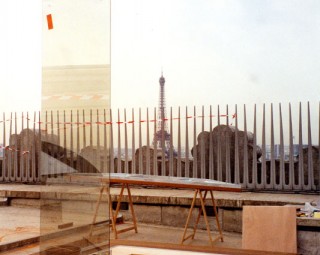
xmin=0 ymin=102 xmax=319 ymax=193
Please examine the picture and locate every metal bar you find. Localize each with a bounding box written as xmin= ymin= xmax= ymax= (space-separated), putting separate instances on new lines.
xmin=2 ymin=113 xmax=6 ymax=182
xmin=177 ymin=107 xmax=181 ymax=177
xmin=225 ymin=105 xmax=231 ymax=183
xmin=89 ymin=109 xmax=93 ymax=173
xmin=20 ymin=112 xmax=26 ymax=182
xmin=267 ymin=103 xmax=275 ymax=189
xmin=117 ymin=109 xmax=122 ymax=173
xmin=138 ymin=108 xmax=143 ymax=174
xmin=306 ymin=102 xmax=313 ymax=190
xmin=161 ymin=108 xmax=166 ymax=177
xmin=109 ymin=109 xmax=114 ymax=173
xmin=252 ymin=105 xmax=258 ymax=189
xmin=103 ymin=109 xmax=107 ymax=173
xmin=70 ymin=111 xmax=74 ymax=170
xmin=290 ymin=103 xmax=297 ymax=190
xmin=37 ymin=111 xmax=41 ymax=182
xmin=169 ymin=107 xmax=173 ymax=176
xmin=243 ymin=104 xmax=250 ymax=188
xmin=131 ymin=108 xmax=135 ymax=174
xmin=185 ymin=106 xmax=190 ymax=178
xmin=8 ymin=113 xmax=13 ymax=181
xmin=193 ymin=106 xmax=197 ymax=178
xmin=63 ymin=110 xmax=67 ymax=167
xmin=217 ymin=105 xmax=222 ymax=181
xmin=146 ymin=108 xmax=151 ymax=175
xmin=153 ymin=107 xmax=158 ymax=176
xmin=15 ymin=112 xmax=20 ymax=182
xmin=31 ymin=112 xmax=36 ymax=182
xmin=124 ymin=109 xmax=129 ymax=174
xmin=298 ymin=102 xmax=304 ymax=189
xmin=234 ymin=104 xmax=240 ymax=184
xmin=76 ymin=110 xmax=80 ymax=172
xmin=278 ymin=103 xmax=286 ymax=190
xmin=96 ymin=110 xmax=100 ymax=171
xmin=200 ymin=106 xmax=205 ymax=179
xmin=209 ymin=105 xmax=214 ymax=180
xmin=318 ymin=102 xmax=320 ymax=191
xmin=82 ymin=110 xmax=86 ymax=174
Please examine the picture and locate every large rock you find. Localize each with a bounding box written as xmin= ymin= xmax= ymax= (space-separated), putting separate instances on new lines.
xmin=191 ymin=125 xmax=262 ymax=182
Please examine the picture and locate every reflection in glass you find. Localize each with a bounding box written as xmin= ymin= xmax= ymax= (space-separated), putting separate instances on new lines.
xmin=40 ymin=0 xmax=110 ymax=254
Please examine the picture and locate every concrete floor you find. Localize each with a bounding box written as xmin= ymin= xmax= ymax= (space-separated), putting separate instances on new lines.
xmin=0 ymin=206 xmax=241 ymax=255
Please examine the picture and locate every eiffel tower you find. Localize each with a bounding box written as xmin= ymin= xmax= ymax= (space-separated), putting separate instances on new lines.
xmin=152 ymin=72 xmax=174 ymax=156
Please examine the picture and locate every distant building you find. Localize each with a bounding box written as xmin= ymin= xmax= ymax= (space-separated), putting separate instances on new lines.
xmin=265 ymin=144 xmax=300 ymax=161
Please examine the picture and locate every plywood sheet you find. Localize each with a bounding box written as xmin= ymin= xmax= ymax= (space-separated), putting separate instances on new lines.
xmin=242 ymin=206 xmax=297 ymax=253
xmin=111 ymin=245 xmax=224 ymax=255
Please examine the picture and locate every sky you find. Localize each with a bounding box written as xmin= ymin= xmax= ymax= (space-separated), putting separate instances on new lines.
xmin=111 ymin=0 xmax=320 ymax=109
xmin=0 ymin=0 xmax=320 ymax=113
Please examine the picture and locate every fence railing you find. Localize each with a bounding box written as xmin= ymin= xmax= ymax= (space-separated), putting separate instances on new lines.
xmin=0 ymin=103 xmax=319 ymax=193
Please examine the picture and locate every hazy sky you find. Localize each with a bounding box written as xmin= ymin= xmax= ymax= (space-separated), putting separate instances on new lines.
xmin=111 ymin=0 xmax=320 ymax=109
xmin=0 ymin=0 xmax=320 ymax=113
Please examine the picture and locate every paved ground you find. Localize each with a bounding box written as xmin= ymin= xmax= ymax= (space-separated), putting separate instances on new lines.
xmin=0 ymin=183 xmax=318 ymax=254
xmin=0 ymin=205 xmax=241 ymax=255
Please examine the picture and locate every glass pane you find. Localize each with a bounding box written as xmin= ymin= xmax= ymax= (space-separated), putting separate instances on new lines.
xmin=40 ymin=0 xmax=110 ymax=254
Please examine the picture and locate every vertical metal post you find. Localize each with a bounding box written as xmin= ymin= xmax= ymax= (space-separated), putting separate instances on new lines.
xmin=200 ymin=106 xmax=205 ymax=179
xmin=70 ymin=111 xmax=74 ymax=170
xmin=243 ymin=104 xmax=250 ymax=188
xmin=15 ymin=112 xmax=20 ymax=182
xmin=278 ymin=103 xmax=285 ymax=190
xmin=8 ymin=113 xmax=13 ymax=181
xmin=193 ymin=106 xmax=197 ymax=178
xmin=225 ymin=105 xmax=231 ymax=183
xmin=76 ymin=110 xmax=80 ymax=171
xmin=177 ymin=107 xmax=181 ymax=177
xmin=169 ymin=107 xmax=174 ymax=176
xmin=209 ymin=105 xmax=214 ymax=180
xmin=185 ymin=106 xmax=190 ymax=178
xmin=268 ymin=103 xmax=275 ymax=189
xmin=217 ymin=105 xmax=222 ymax=181
xmin=252 ymin=105 xmax=258 ymax=189
xmin=306 ymin=102 xmax=313 ymax=190
xmin=103 ymin=109 xmax=107 ymax=173
xmin=131 ymin=108 xmax=136 ymax=174
xmin=31 ymin=112 xmax=37 ymax=182
xmin=298 ymin=102 xmax=304 ymax=189
xmin=96 ymin=110 xmax=100 ymax=171
xmin=146 ymin=108 xmax=151 ymax=175
xmin=117 ymin=109 xmax=122 ymax=173
xmin=234 ymin=104 xmax=240 ymax=184
xmin=138 ymin=108 xmax=143 ymax=174
xmin=289 ymin=104 xmax=297 ymax=190
xmin=2 ymin=113 xmax=6 ymax=182
xmin=109 ymin=109 xmax=114 ymax=173
xmin=153 ymin=107 xmax=158 ymax=175
xmin=124 ymin=109 xmax=129 ymax=174
xmin=89 ymin=110 xmax=93 ymax=172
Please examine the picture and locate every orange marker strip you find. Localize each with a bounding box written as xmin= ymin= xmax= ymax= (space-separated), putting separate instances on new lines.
xmin=47 ymin=14 xmax=53 ymax=30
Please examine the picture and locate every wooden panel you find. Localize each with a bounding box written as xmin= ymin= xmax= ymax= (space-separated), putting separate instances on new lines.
xmin=242 ymin=206 xmax=297 ymax=253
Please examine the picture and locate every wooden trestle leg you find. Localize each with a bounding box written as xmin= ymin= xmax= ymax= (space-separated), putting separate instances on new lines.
xmin=181 ymin=189 xmax=223 ymax=246
xmin=90 ymin=182 xmax=138 ymax=239
xmin=112 ymin=183 xmax=138 ymax=238
xmin=89 ymin=185 xmax=112 ymax=237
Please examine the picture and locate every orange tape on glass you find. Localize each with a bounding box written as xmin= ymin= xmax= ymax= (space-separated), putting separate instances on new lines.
xmin=47 ymin=14 xmax=53 ymax=30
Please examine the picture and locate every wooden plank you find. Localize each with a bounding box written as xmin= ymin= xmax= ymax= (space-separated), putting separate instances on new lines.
xmin=110 ymin=239 xmax=297 ymax=255
xmin=242 ymin=206 xmax=297 ymax=254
